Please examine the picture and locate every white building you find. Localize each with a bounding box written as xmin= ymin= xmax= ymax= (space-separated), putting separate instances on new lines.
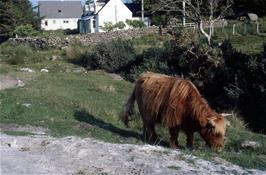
xmin=81 ymin=0 xmax=150 ymax=33
xmin=39 ymin=1 xmax=83 ymax=30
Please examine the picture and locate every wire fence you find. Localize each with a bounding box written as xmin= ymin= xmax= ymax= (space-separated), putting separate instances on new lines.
xmin=179 ymin=19 xmax=266 ymax=37
xmin=215 ymin=22 xmax=266 ymax=36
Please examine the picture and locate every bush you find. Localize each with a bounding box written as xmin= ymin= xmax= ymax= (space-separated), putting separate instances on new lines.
xmin=126 ymin=19 xmax=145 ymax=28
xmin=10 ymin=24 xmax=38 ymax=37
xmin=101 ymin=22 xmax=115 ymax=32
xmin=81 ymin=39 xmax=136 ymax=72
xmin=114 ymin=21 xmax=126 ymax=30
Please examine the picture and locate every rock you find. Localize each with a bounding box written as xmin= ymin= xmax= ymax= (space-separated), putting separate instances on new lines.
xmin=40 ymin=69 xmax=49 ymax=73
xmin=22 ymin=103 xmax=31 ymax=108
xmin=1 ymin=134 xmax=265 ymax=175
xmin=247 ymin=13 xmax=258 ymax=22
xmin=241 ymin=140 xmax=261 ymax=149
xmin=50 ymin=55 xmax=58 ymax=61
xmin=0 ymin=75 xmax=25 ymax=90
xmin=20 ymin=68 xmax=35 ymax=73
xmin=73 ymin=67 xmax=86 ymax=73
xmin=108 ymin=73 xmax=123 ymax=80
xmin=16 ymin=79 xmax=25 ymax=88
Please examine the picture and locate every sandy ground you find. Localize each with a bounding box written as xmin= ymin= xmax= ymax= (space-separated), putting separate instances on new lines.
xmin=1 ymin=133 xmax=265 ymax=175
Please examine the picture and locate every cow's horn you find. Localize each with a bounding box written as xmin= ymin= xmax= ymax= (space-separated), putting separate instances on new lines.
xmin=221 ymin=113 xmax=233 ymax=117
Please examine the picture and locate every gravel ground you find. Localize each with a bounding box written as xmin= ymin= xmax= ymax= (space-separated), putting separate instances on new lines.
xmin=1 ymin=133 xmax=265 ymax=175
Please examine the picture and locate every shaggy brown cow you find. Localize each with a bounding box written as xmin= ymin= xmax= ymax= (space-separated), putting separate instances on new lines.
xmin=120 ymin=72 xmax=226 ymax=151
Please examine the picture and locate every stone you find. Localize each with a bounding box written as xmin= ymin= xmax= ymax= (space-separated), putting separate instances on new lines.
xmin=22 ymin=103 xmax=31 ymax=107
xmin=40 ymin=69 xmax=49 ymax=73
xmin=241 ymin=140 xmax=261 ymax=149
xmin=16 ymin=79 xmax=25 ymax=88
xmin=20 ymin=68 xmax=35 ymax=73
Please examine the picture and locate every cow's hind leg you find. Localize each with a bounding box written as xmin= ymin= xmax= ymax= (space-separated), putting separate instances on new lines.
xmin=169 ymin=126 xmax=180 ymax=149
xmin=143 ymin=123 xmax=158 ymax=144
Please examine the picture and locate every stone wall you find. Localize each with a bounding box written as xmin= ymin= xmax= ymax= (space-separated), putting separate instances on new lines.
xmin=8 ymin=27 xmax=165 ymax=48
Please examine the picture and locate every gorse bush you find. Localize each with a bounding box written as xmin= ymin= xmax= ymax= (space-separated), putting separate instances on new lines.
xmin=81 ymin=39 xmax=136 ymax=72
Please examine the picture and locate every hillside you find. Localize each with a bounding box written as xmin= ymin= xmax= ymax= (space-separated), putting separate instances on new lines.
xmin=0 ymin=33 xmax=266 ymax=174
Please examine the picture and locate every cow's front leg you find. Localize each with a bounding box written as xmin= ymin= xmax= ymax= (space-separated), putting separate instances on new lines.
xmin=169 ymin=126 xmax=180 ymax=149
xmin=186 ymin=132 xmax=194 ymax=149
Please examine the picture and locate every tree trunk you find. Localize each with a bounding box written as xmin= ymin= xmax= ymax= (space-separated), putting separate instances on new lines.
xmin=199 ymin=20 xmax=211 ymax=45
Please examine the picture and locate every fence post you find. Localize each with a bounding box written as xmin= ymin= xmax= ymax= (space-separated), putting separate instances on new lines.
xmin=233 ymin=24 xmax=235 ymax=35
xmin=244 ymin=23 xmax=247 ymax=35
xmin=256 ymin=22 xmax=260 ymax=34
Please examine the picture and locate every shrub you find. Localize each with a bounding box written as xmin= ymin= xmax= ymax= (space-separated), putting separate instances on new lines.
xmin=81 ymin=39 xmax=136 ymax=72
xmin=101 ymin=22 xmax=115 ymax=32
xmin=126 ymin=19 xmax=145 ymax=28
xmin=114 ymin=21 xmax=126 ymax=30
xmin=10 ymin=24 xmax=38 ymax=37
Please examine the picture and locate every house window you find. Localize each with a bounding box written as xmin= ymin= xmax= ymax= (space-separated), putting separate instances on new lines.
xmin=93 ymin=20 xmax=96 ymax=28
xmin=45 ymin=20 xmax=48 ymax=26
xmin=63 ymin=20 xmax=69 ymax=23
xmin=53 ymin=20 xmax=56 ymax=24
xmin=58 ymin=9 xmax=61 ymax=13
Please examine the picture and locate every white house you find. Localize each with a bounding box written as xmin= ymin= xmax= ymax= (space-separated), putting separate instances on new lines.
xmin=80 ymin=0 xmax=150 ymax=33
xmin=39 ymin=1 xmax=83 ymax=30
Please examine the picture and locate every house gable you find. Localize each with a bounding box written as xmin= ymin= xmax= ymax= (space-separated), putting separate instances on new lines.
xmin=97 ymin=0 xmax=132 ymax=28
xmin=39 ymin=1 xmax=83 ymax=30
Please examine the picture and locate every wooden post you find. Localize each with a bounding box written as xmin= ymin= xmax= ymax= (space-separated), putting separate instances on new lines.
xmin=256 ymin=22 xmax=260 ymax=34
xmin=182 ymin=0 xmax=186 ymax=26
xmin=233 ymin=24 xmax=235 ymax=35
xmin=141 ymin=0 xmax=144 ymax=22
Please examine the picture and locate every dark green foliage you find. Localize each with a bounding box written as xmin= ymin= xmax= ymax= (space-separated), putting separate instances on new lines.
xmin=80 ymin=31 xmax=266 ymax=133
xmin=114 ymin=21 xmax=126 ymax=30
xmin=126 ymin=19 xmax=145 ymax=28
xmin=81 ymin=39 xmax=136 ymax=72
xmin=10 ymin=24 xmax=37 ymax=37
xmin=0 ymin=0 xmax=40 ymax=38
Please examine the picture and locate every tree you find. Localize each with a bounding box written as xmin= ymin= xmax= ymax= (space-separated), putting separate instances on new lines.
xmin=150 ymin=0 xmax=233 ymax=44
xmin=0 ymin=0 xmax=40 ymax=38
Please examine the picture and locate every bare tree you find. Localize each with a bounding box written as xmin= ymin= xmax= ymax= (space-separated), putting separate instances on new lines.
xmin=151 ymin=0 xmax=233 ymax=44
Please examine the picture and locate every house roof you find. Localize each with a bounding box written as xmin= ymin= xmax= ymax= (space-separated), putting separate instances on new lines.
xmin=124 ymin=3 xmax=150 ymax=17
xmin=39 ymin=1 xmax=83 ymax=19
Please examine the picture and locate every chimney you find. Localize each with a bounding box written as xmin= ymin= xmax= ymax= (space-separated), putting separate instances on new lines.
xmin=93 ymin=0 xmax=97 ymax=14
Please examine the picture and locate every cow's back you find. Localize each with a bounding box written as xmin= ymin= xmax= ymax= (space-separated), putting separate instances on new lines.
xmin=135 ymin=72 xmax=176 ymax=123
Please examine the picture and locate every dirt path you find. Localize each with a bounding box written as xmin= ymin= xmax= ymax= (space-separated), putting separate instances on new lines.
xmin=1 ymin=133 xmax=265 ymax=175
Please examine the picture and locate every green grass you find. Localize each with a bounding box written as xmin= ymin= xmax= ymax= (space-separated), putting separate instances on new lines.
xmin=213 ymin=19 xmax=266 ymax=54
xmin=3 ymin=131 xmax=35 ymax=136
xmin=0 ymin=59 xmax=265 ymax=170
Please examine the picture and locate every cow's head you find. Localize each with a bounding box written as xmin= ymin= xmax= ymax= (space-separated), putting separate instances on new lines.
xmin=200 ymin=114 xmax=226 ymax=152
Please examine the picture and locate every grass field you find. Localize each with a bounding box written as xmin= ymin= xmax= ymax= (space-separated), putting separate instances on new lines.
xmin=0 ymin=58 xmax=266 ymax=170
xmin=0 ymin=31 xmax=266 ymax=170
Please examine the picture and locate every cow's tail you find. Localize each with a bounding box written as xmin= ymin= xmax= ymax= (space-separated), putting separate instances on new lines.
xmin=120 ymin=86 xmax=136 ymax=128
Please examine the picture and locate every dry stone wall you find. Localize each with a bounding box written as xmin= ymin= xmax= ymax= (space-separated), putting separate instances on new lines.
xmin=8 ymin=27 xmax=165 ymax=48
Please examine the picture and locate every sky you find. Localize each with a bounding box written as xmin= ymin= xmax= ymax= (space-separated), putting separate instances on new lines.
xmin=30 ymin=0 xmax=132 ymax=6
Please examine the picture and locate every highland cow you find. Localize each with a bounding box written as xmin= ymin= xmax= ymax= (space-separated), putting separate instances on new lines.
xmin=120 ymin=72 xmax=226 ymax=151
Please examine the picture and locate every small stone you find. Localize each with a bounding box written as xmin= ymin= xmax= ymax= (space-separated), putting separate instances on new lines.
xmin=16 ymin=79 xmax=25 ymax=88
xmin=22 ymin=103 xmax=31 ymax=108
xmin=20 ymin=68 xmax=35 ymax=73
xmin=41 ymin=69 xmax=49 ymax=73
xmin=241 ymin=140 xmax=261 ymax=149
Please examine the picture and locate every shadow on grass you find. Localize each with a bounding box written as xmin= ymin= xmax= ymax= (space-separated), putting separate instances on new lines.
xmin=74 ymin=110 xmax=168 ymax=147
